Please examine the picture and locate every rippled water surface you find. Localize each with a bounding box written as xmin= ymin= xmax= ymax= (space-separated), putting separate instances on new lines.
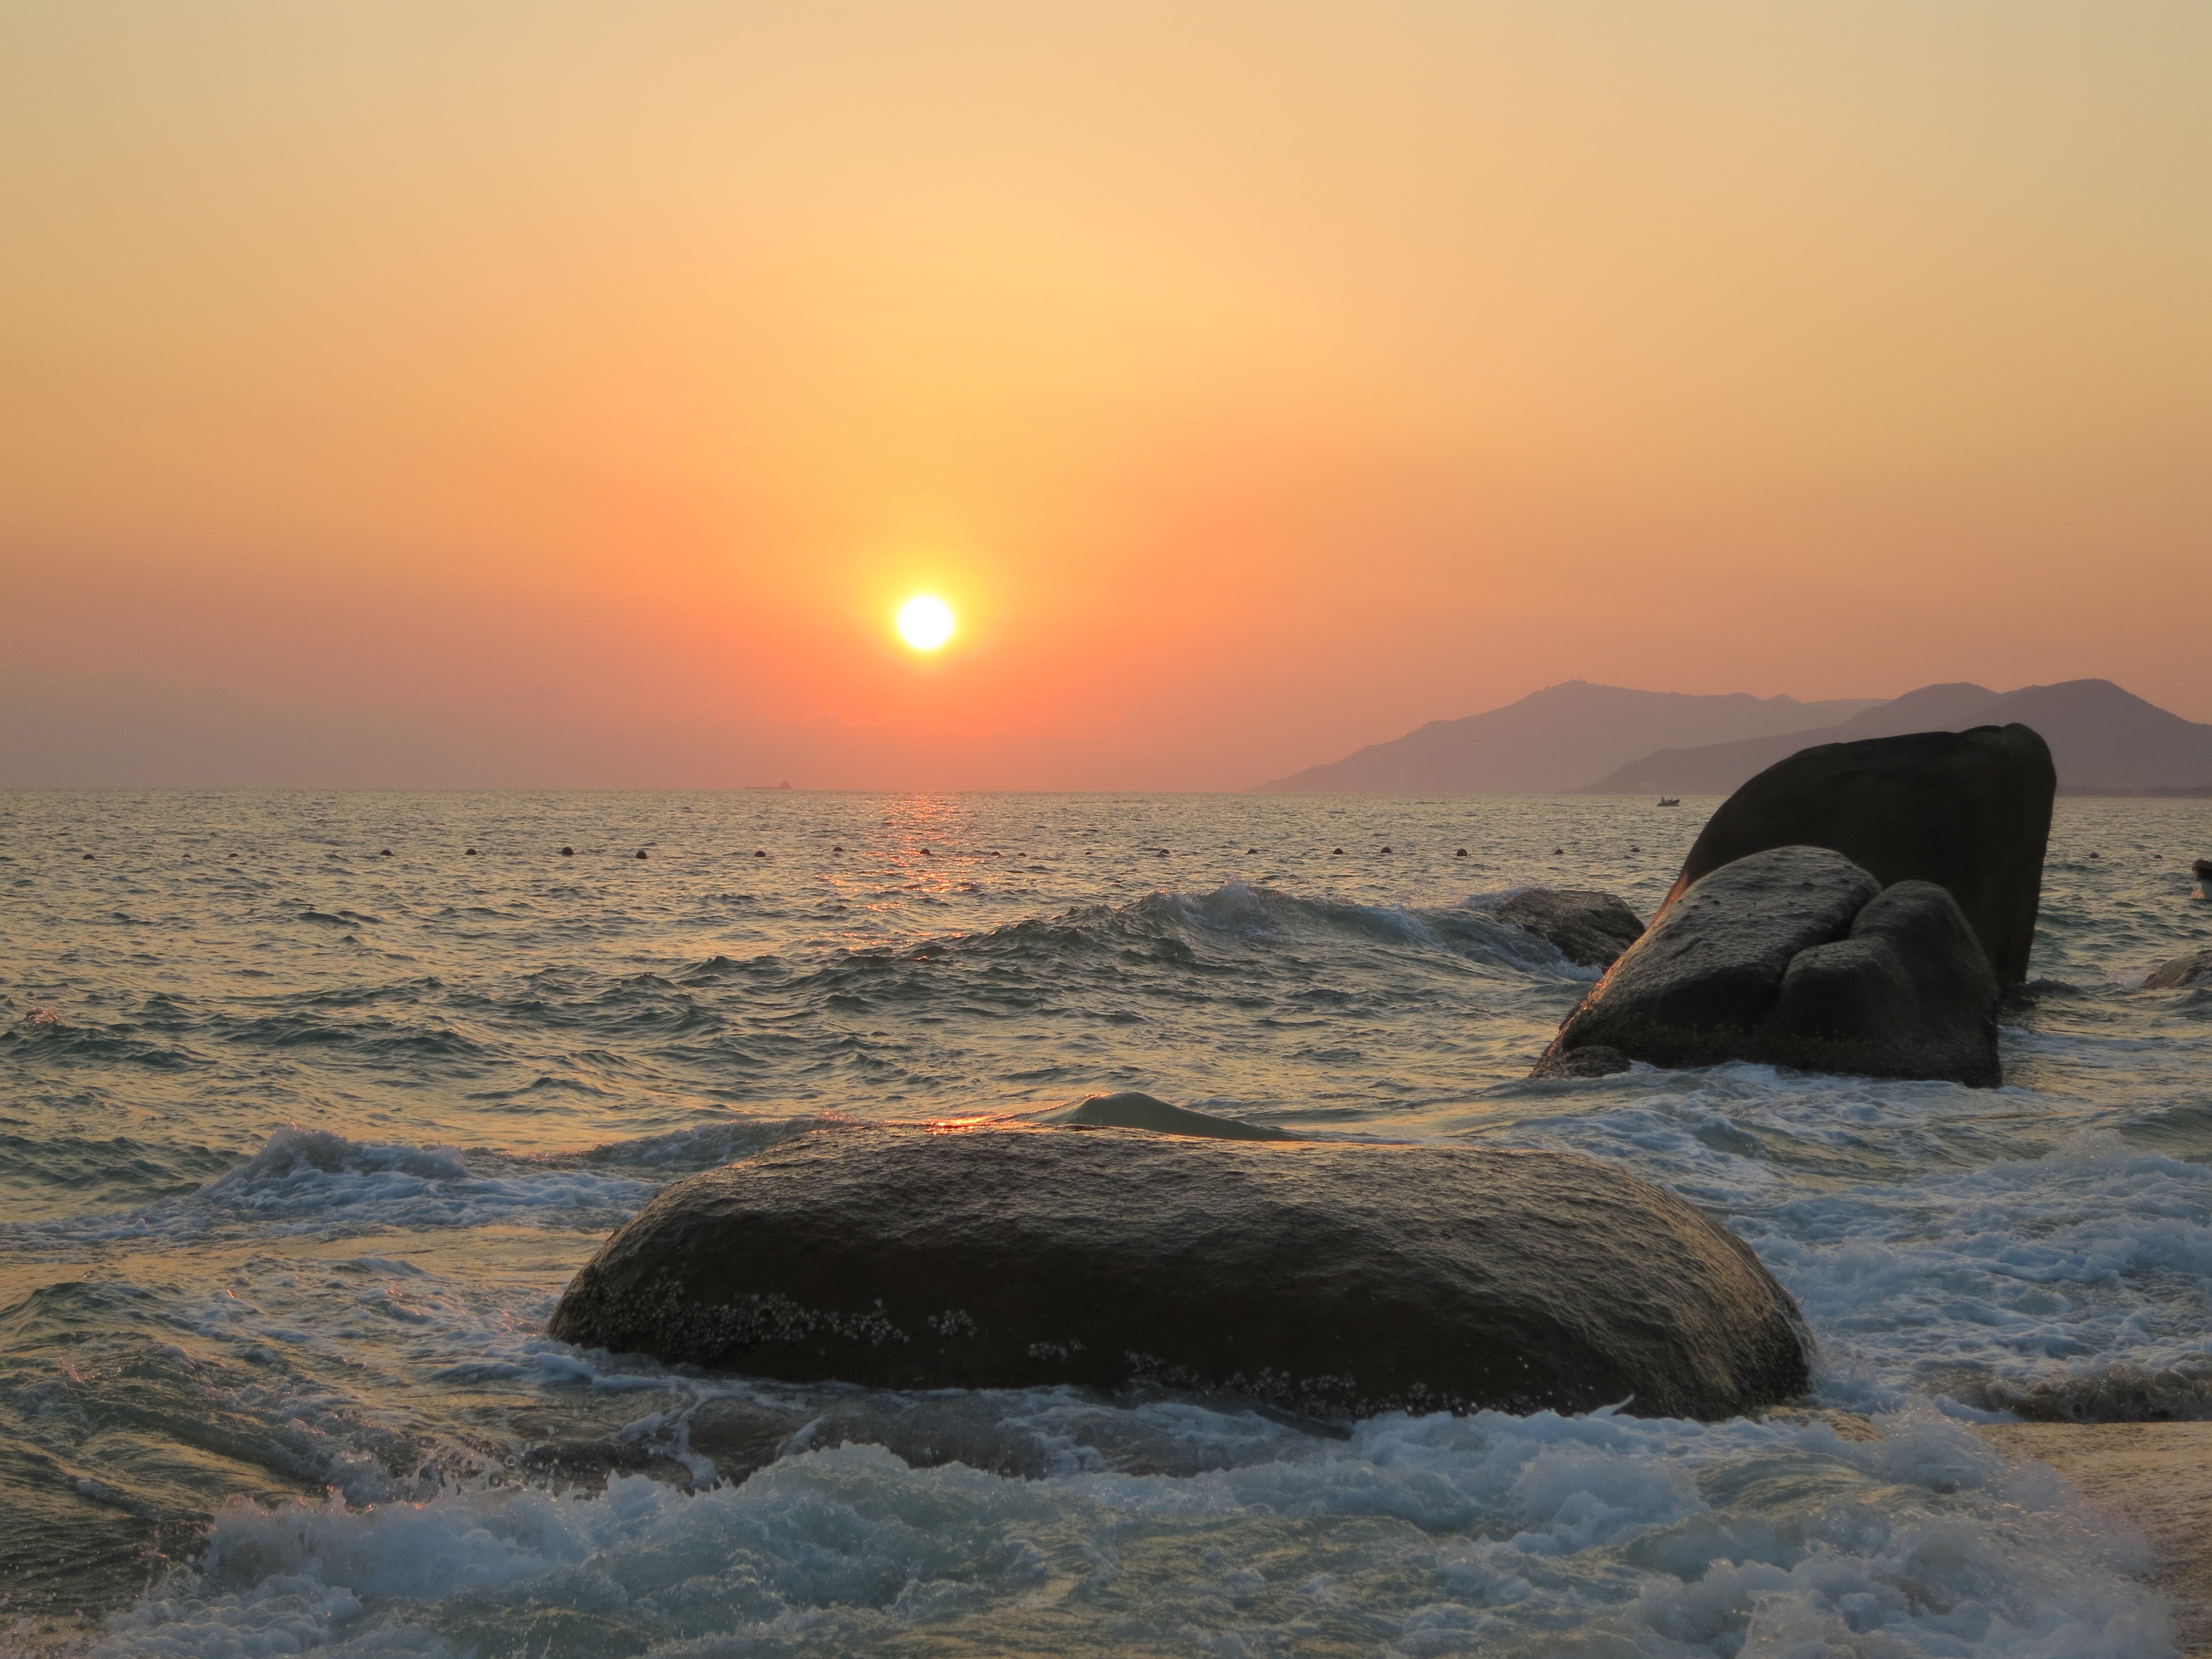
xmin=4 ymin=789 xmax=2210 ymax=1656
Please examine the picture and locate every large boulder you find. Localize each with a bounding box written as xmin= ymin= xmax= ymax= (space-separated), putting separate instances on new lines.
xmin=549 ymin=1125 xmax=1809 ymax=1423
xmin=1494 ymin=889 xmax=1646 ymax=968
xmin=1663 ymin=725 xmax=2054 ymax=985
xmin=1534 ymin=846 xmax=2001 ymax=1086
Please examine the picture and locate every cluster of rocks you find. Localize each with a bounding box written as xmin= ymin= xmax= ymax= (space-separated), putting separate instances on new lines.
xmin=1531 ymin=724 xmax=2051 ymax=1087
xmin=540 ymin=717 xmax=2212 ymax=1454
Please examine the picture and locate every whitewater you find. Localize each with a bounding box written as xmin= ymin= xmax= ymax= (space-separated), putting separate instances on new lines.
xmin=3 ymin=788 xmax=2210 ymax=1657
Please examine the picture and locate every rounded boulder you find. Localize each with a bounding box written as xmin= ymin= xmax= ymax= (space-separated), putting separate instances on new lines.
xmin=548 ymin=1125 xmax=1809 ymax=1423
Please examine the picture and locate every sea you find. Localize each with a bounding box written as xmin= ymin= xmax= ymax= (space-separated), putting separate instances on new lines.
xmin=3 ymin=788 xmax=2210 ymax=1658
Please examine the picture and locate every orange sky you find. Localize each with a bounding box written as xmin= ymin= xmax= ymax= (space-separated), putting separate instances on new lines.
xmin=3 ymin=2 xmax=2206 ymax=788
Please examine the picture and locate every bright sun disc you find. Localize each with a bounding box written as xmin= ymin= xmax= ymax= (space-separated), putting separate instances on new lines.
xmin=896 ymin=595 xmax=955 ymax=651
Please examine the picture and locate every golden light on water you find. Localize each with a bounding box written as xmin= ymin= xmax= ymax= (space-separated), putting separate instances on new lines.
xmin=896 ymin=595 xmax=956 ymax=651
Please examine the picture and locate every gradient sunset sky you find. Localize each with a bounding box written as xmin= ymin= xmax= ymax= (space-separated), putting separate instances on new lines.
xmin=3 ymin=2 xmax=2205 ymax=789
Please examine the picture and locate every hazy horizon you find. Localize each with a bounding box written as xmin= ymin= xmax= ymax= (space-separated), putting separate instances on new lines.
xmin=5 ymin=3 xmax=2206 ymax=790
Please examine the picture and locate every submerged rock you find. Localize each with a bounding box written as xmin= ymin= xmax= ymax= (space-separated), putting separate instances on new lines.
xmin=2145 ymin=949 xmax=2212 ymax=990
xmin=1666 ymin=725 xmax=2055 ymax=985
xmin=1532 ymin=1044 xmax=1634 ymax=1079
xmin=1037 ymin=1091 xmax=1297 ymax=1140
xmin=1493 ymin=889 xmax=1646 ymax=969
xmin=548 ymin=1126 xmax=1809 ymax=1423
xmin=1534 ymin=846 xmax=2001 ymax=1087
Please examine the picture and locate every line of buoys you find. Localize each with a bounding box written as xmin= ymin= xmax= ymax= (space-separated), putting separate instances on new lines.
xmin=139 ymin=841 xmax=1666 ymax=870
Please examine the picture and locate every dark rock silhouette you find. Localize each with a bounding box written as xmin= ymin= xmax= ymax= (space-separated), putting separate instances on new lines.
xmin=549 ymin=1126 xmax=1810 ymax=1423
xmin=1494 ymin=890 xmax=1646 ymax=969
xmin=1037 ymin=1091 xmax=1297 ymax=1140
xmin=2145 ymin=950 xmax=2212 ymax=990
xmin=1662 ymin=726 xmax=2054 ymax=986
xmin=1535 ymin=846 xmax=2001 ymax=1087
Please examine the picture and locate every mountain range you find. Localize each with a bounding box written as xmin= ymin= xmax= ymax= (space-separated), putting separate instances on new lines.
xmin=1253 ymin=679 xmax=2212 ymax=796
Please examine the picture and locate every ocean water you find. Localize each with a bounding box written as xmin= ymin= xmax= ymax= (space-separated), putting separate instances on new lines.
xmin=3 ymin=788 xmax=2210 ymax=1658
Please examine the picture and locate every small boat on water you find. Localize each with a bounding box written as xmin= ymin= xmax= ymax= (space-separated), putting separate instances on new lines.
xmin=1657 ymin=797 xmax=1681 ymax=806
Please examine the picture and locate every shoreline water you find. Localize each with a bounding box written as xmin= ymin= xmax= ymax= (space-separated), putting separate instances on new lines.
xmin=1977 ymin=1423 xmax=2212 ymax=1659
xmin=4 ymin=789 xmax=2209 ymax=1655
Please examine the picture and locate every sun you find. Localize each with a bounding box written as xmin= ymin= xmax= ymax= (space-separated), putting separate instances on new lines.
xmin=896 ymin=594 xmax=955 ymax=651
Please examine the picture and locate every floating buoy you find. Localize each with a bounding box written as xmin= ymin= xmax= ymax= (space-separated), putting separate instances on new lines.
xmin=227 ymin=852 xmax=239 ymax=860
xmin=832 ymin=845 xmax=844 ymax=853
xmin=1630 ymin=846 xmax=1642 ymax=854
xmin=1246 ymin=847 xmax=1258 ymax=854
xmin=82 ymin=853 xmax=93 ymax=861
xmin=560 ymin=846 xmax=575 ymax=856
xmin=754 ymin=850 xmax=767 ymax=858
xmin=465 ymin=848 xmax=477 ymax=855
xmin=1455 ymin=848 xmax=1467 ymax=857
xmin=1551 ymin=847 xmax=1562 ymax=857
xmin=380 ymin=849 xmax=393 ymax=857
xmin=635 ymin=849 xmax=648 ymax=859
xmin=1332 ymin=847 xmax=1343 ymax=855
xmin=920 ymin=848 xmax=933 ymax=856
xmin=1380 ymin=846 xmax=1392 ymax=854
xmin=2090 ymin=851 xmax=2100 ymax=859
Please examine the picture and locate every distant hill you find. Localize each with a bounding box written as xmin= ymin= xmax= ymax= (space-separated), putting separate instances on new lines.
xmin=1580 ymin=683 xmax=2002 ymax=795
xmin=1250 ymin=681 xmax=1882 ymax=794
xmin=1584 ymin=679 xmax=2212 ymax=795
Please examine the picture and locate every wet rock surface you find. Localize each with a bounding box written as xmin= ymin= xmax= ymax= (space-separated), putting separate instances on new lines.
xmin=549 ymin=1125 xmax=1811 ymax=1423
xmin=1666 ymin=724 xmax=2055 ymax=985
xmin=1535 ymin=846 xmax=2001 ymax=1086
xmin=1493 ymin=888 xmax=1646 ymax=968
xmin=2146 ymin=949 xmax=2212 ymax=990
xmin=1036 ymin=1091 xmax=1297 ymax=1140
